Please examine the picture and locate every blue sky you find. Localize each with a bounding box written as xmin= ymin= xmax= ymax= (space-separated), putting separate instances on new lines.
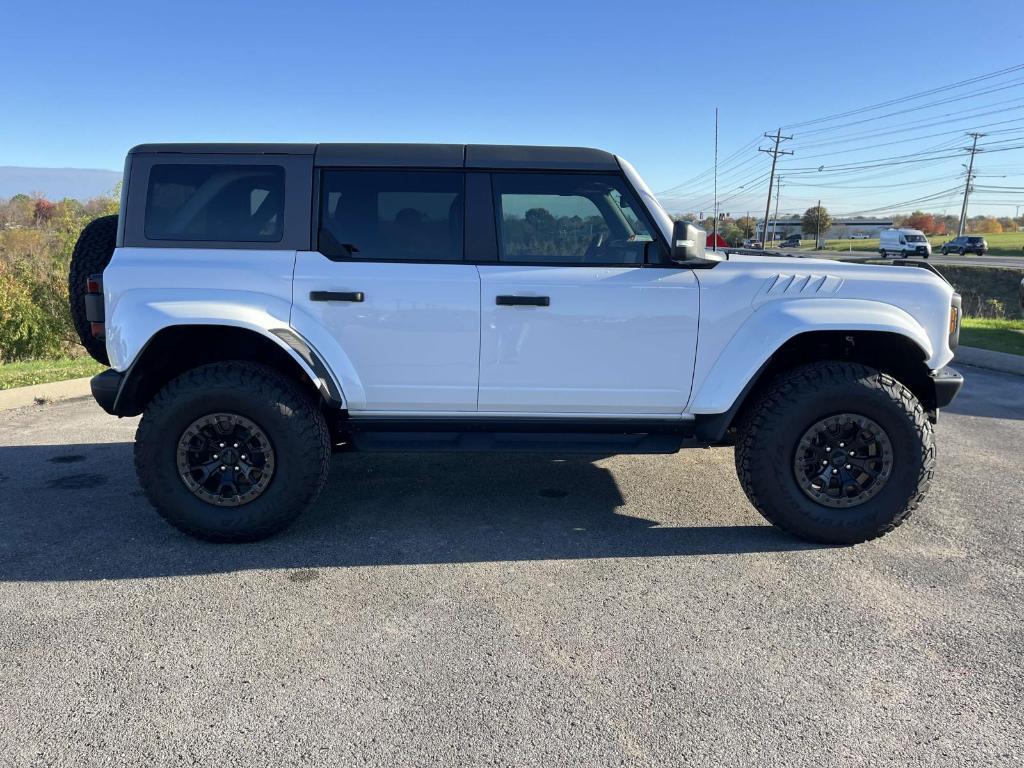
xmin=2 ymin=0 xmax=1023 ymax=216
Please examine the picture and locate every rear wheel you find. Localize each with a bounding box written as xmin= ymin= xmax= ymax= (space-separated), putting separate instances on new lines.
xmin=135 ymin=362 xmax=331 ymax=542
xmin=735 ymin=361 xmax=934 ymax=544
xmin=67 ymin=214 xmax=118 ymax=365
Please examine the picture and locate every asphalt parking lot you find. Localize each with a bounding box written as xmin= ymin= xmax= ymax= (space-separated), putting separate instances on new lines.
xmin=1 ymin=365 xmax=1022 ymax=767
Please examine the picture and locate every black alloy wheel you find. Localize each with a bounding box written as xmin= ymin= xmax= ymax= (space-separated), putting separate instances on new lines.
xmin=792 ymin=413 xmax=894 ymax=509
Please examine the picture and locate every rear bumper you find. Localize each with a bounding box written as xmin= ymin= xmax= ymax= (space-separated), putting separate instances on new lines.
xmin=931 ymin=366 xmax=964 ymax=409
xmin=90 ymin=369 xmax=123 ymax=415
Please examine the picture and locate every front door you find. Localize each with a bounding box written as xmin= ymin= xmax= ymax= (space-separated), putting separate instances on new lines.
xmin=476 ymin=172 xmax=699 ymax=415
xmin=291 ymin=169 xmax=480 ymax=413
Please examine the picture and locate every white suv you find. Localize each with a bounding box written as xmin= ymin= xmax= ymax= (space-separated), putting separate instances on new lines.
xmin=69 ymin=143 xmax=964 ymax=545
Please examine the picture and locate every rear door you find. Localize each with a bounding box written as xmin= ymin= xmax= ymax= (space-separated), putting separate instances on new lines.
xmin=291 ymin=168 xmax=480 ymax=413
xmin=474 ymin=172 xmax=699 ymax=415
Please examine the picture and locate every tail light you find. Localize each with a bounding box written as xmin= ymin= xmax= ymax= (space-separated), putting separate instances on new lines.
xmin=85 ymin=274 xmax=105 ymax=340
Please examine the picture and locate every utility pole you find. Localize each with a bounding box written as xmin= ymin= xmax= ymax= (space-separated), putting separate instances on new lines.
xmin=713 ymin=107 xmax=719 ymax=251
xmin=814 ymin=199 xmax=821 ymax=248
xmin=771 ymin=176 xmax=782 ymax=245
xmin=759 ymin=128 xmax=793 ymax=247
xmin=957 ymin=133 xmax=984 ymax=237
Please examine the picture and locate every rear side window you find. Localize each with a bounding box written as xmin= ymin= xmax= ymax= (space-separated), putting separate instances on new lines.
xmin=318 ymin=170 xmax=464 ymax=261
xmin=145 ymin=164 xmax=285 ymax=242
xmin=492 ymin=173 xmax=653 ymax=265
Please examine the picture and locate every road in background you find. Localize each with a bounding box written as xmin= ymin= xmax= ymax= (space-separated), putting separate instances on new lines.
xmin=1 ymin=367 xmax=1022 ymax=766
xmin=757 ymin=249 xmax=1024 ymax=269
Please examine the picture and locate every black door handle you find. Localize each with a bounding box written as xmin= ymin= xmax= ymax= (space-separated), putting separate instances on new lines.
xmin=310 ymin=290 xmax=365 ymax=303
xmin=496 ymin=295 xmax=550 ymax=307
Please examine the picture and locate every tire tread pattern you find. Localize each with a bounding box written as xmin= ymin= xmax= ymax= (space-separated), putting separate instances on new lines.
xmin=134 ymin=361 xmax=331 ymax=542
xmin=735 ymin=361 xmax=935 ymax=544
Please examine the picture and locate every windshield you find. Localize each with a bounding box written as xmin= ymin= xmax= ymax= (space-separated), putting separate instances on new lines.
xmin=905 ymin=234 xmax=926 ymax=242
xmin=617 ymin=156 xmax=673 ymax=242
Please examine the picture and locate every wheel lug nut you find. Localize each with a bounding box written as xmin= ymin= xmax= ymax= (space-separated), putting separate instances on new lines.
xmin=213 ymin=454 xmax=218 ymax=459
xmin=234 ymin=466 xmax=240 ymax=471
xmin=832 ymin=469 xmax=838 ymax=474
xmin=839 ymin=442 xmax=845 ymax=447
xmin=220 ymin=465 xmax=226 ymax=471
xmin=233 ymin=443 xmax=239 ymax=448
xmin=826 ymin=447 xmax=832 ymax=452
xmin=241 ymin=454 xmax=246 ymax=460
xmin=219 ymin=443 xmax=225 ymax=448
xmin=845 ymin=464 xmax=851 ymax=469
xmin=822 ymin=460 xmax=828 ymax=466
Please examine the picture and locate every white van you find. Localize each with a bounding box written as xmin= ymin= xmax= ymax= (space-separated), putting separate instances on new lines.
xmin=879 ymin=228 xmax=931 ymax=259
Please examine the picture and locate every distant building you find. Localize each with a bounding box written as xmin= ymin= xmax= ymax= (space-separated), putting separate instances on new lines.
xmin=756 ymin=217 xmax=893 ymax=241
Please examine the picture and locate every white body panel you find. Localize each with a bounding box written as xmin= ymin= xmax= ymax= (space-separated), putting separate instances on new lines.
xmin=477 ymin=265 xmax=699 ymax=414
xmin=685 ymin=254 xmax=955 ymax=414
xmin=290 ymin=254 xmax=480 ymax=412
xmin=103 ymin=246 xmax=329 ymax=381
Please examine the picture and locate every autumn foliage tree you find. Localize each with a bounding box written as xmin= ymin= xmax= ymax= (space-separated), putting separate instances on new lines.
xmin=902 ymin=210 xmax=935 ymax=233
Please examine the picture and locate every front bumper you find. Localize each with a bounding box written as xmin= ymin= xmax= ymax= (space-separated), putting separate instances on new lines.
xmin=91 ymin=369 xmax=124 ymax=415
xmin=931 ymin=366 xmax=964 ymax=409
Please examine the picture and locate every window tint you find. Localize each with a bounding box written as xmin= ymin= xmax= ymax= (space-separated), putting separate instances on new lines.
xmin=145 ymin=164 xmax=284 ymax=242
xmin=493 ymin=173 xmax=654 ymax=265
xmin=319 ymin=170 xmax=464 ymax=261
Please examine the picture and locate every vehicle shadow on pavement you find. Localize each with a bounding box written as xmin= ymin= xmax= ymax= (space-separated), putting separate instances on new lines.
xmin=0 ymin=443 xmax=817 ymax=582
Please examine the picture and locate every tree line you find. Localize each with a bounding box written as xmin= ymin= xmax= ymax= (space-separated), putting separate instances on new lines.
xmin=672 ymin=207 xmax=1023 ymax=244
xmin=0 ymin=191 xmax=119 ymax=362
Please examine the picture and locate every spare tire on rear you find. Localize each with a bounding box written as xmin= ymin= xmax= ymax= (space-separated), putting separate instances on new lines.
xmin=68 ymin=214 xmax=118 ymax=365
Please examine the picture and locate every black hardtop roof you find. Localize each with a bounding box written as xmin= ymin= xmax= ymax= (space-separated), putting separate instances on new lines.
xmin=127 ymin=143 xmax=619 ymax=171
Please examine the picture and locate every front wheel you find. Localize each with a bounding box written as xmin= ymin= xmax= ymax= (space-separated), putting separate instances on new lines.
xmin=134 ymin=362 xmax=331 ymax=542
xmin=735 ymin=362 xmax=934 ymax=544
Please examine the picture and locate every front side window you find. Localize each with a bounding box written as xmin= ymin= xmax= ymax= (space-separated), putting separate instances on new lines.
xmin=905 ymin=234 xmax=926 ymax=242
xmin=492 ymin=173 xmax=654 ymax=265
xmin=145 ymin=164 xmax=284 ymax=242
xmin=319 ymin=170 xmax=464 ymax=261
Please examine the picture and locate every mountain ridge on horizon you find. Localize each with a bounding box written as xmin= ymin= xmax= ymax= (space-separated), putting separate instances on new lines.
xmin=0 ymin=166 xmax=122 ymax=201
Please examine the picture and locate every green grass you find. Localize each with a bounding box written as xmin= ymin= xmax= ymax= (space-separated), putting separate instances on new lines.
xmin=0 ymin=357 xmax=104 ymax=390
xmin=959 ymin=317 xmax=1024 ymax=356
xmin=824 ymin=231 xmax=1024 ymax=257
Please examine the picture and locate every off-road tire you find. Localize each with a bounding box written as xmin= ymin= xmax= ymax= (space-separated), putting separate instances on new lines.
xmin=735 ymin=361 xmax=934 ymax=545
xmin=67 ymin=214 xmax=118 ymax=365
xmin=135 ymin=362 xmax=331 ymax=542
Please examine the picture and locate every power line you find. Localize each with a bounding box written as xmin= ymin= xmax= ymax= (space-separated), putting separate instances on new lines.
xmin=781 ymin=63 xmax=1024 ymax=130
xmin=788 ymin=76 xmax=1024 ymax=138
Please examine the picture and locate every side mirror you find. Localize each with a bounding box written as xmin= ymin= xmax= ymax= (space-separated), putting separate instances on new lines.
xmin=670 ymin=220 xmax=705 ymax=262
xmin=670 ymin=220 xmax=725 ymax=264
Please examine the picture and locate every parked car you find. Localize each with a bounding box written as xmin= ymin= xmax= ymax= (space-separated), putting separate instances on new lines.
xmin=742 ymin=238 xmax=763 ymax=249
xmin=69 ymin=142 xmax=963 ymax=546
xmin=779 ymin=234 xmax=802 ymax=248
xmin=940 ymin=236 xmax=988 ymax=256
xmin=879 ymin=228 xmax=931 ymax=259
xmin=849 ymin=233 xmax=870 ymax=240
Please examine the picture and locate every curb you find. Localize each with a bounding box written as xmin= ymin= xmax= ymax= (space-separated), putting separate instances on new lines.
xmin=0 ymin=376 xmax=94 ymax=410
xmin=954 ymin=346 xmax=1024 ymax=377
